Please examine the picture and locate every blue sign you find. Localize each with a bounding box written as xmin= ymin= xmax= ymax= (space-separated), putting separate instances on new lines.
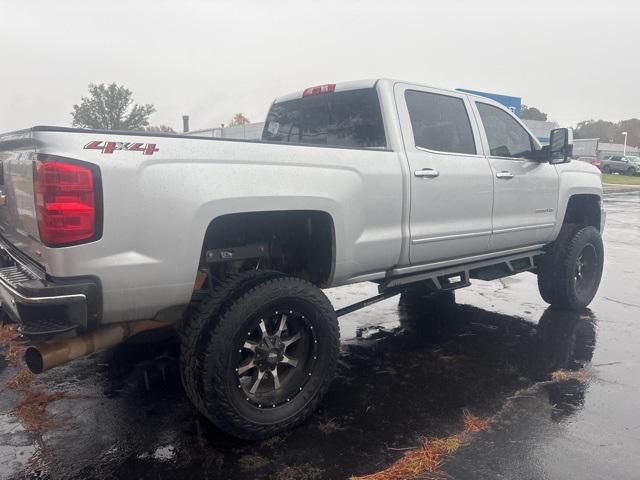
xmin=456 ymin=88 xmax=522 ymax=117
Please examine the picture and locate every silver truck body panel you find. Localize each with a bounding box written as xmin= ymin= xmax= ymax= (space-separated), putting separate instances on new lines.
xmin=2 ymin=128 xmax=405 ymax=323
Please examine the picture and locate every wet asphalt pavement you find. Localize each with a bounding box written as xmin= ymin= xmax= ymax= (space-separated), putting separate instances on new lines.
xmin=0 ymin=188 xmax=639 ymax=480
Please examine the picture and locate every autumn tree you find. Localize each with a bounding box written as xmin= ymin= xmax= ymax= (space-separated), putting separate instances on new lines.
xmin=72 ymin=83 xmax=155 ymax=130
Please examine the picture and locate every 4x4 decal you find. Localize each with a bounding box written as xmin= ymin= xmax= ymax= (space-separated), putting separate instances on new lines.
xmin=84 ymin=140 xmax=159 ymax=155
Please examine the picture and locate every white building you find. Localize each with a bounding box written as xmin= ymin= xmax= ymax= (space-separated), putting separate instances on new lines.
xmin=186 ymin=122 xmax=265 ymax=140
xmin=596 ymin=142 xmax=639 ymax=159
xmin=572 ymin=138 xmax=639 ymax=159
xmin=521 ymin=119 xmax=559 ymax=145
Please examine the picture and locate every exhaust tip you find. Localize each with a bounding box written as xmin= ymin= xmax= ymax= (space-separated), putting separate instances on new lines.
xmin=25 ymin=346 xmax=44 ymax=374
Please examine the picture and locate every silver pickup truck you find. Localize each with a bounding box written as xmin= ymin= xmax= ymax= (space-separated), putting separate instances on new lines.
xmin=0 ymin=79 xmax=604 ymax=439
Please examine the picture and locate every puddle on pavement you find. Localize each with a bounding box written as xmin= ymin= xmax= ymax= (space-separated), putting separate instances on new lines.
xmin=0 ymin=294 xmax=598 ymax=480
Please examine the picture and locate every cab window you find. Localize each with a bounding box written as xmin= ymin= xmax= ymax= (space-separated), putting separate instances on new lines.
xmin=476 ymin=102 xmax=534 ymax=159
xmin=262 ymin=88 xmax=386 ymax=149
xmin=404 ymin=90 xmax=476 ymax=155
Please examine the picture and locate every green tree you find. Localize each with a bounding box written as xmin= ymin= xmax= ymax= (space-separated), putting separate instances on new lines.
xmin=573 ymin=118 xmax=640 ymax=147
xmin=520 ymin=105 xmax=548 ymax=121
xmin=72 ymin=83 xmax=155 ymax=130
xmin=574 ymin=120 xmax=617 ymax=142
xmin=228 ymin=113 xmax=251 ymax=126
xmin=616 ymin=119 xmax=640 ymax=147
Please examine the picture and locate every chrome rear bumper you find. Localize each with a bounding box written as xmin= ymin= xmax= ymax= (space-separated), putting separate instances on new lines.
xmin=0 ymin=239 xmax=100 ymax=335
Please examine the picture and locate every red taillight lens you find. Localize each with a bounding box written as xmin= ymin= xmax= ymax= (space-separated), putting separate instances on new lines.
xmin=302 ymin=83 xmax=336 ymax=97
xmin=33 ymin=157 xmax=98 ymax=246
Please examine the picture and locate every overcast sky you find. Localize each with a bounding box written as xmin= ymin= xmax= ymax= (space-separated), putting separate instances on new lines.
xmin=1 ymin=0 xmax=639 ymax=132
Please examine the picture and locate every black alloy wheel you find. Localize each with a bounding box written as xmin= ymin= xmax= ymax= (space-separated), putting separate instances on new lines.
xmin=573 ymin=243 xmax=599 ymax=299
xmin=537 ymin=224 xmax=604 ymax=310
xmin=236 ymin=308 xmax=317 ymax=408
xmin=184 ymin=275 xmax=339 ymax=439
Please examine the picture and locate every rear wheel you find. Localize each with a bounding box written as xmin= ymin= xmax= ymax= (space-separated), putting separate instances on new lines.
xmin=627 ymin=167 xmax=637 ymax=176
xmin=179 ymin=270 xmax=283 ymax=411
xmin=537 ymin=225 xmax=604 ymax=310
xmin=185 ymin=276 xmax=339 ymax=439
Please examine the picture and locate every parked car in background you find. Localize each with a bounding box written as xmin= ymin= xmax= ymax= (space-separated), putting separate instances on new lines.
xmin=576 ymin=156 xmax=601 ymax=169
xmin=600 ymin=155 xmax=640 ymax=175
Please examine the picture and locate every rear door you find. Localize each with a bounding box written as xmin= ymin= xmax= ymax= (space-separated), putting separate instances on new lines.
xmin=394 ymin=84 xmax=494 ymax=265
xmin=472 ymin=101 xmax=559 ymax=251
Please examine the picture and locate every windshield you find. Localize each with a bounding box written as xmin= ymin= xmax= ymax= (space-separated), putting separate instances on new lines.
xmin=262 ymin=87 xmax=386 ymax=149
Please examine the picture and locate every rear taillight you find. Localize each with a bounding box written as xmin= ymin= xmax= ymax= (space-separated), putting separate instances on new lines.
xmin=302 ymin=83 xmax=336 ymax=97
xmin=33 ymin=156 xmax=100 ymax=246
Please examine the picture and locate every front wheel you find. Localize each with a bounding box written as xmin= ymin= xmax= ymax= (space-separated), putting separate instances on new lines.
xmin=628 ymin=167 xmax=637 ymax=176
xmin=537 ymin=225 xmax=604 ymax=310
xmin=188 ymin=276 xmax=339 ymax=439
xmin=602 ymin=166 xmax=611 ymax=174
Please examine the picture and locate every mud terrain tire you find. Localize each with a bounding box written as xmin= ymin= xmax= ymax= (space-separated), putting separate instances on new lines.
xmin=179 ymin=270 xmax=283 ymax=411
xmin=185 ymin=276 xmax=339 ymax=439
xmin=537 ymin=224 xmax=604 ymax=310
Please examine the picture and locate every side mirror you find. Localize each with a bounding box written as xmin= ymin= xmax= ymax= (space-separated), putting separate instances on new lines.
xmin=549 ymin=128 xmax=573 ymax=164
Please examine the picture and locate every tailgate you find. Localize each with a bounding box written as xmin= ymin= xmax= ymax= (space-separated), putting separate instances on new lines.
xmin=0 ymin=129 xmax=42 ymax=262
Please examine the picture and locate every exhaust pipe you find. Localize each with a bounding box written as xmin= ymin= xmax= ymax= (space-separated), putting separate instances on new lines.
xmin=25 ymin=320 xmax=171 ymax=374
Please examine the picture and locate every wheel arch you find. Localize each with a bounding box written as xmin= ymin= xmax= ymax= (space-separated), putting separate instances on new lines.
xmin=198 ymin=209 xmax=337 ymax=287
xmin=552 ymin=183 xmax=603 ymax=240
xmin=561 ymin=194 xmax=602 ymax=231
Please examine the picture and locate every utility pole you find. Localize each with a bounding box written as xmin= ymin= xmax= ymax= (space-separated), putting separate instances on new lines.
xmin=622 ymin=131 xmax=628 ymax=156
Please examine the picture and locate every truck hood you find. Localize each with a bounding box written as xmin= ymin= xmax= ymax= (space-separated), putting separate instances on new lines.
xmin=565 ymin=159 xmax=603 ymax=177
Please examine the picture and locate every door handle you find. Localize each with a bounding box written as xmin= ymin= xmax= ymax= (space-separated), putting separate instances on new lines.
xmin=496 ymin=171 xmax=514 ymax=179
xmin=414 ymin=168 xmax=440 ymax=178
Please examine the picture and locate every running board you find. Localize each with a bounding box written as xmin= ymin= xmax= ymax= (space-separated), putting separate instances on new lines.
xmin=335 ymin=249 xmax=544 ymax=318
xmin=380 ymin=249 xmax=544 ymax=292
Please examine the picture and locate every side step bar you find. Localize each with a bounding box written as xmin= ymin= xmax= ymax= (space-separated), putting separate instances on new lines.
xmin=380 ymin=249 xmax=544 ymax=291
xmin=335 ymin=249 xmax=543 ymax=318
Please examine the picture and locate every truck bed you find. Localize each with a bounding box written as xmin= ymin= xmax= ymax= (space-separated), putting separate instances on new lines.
xmin=0 ymin=125 xmax=405 ymax=325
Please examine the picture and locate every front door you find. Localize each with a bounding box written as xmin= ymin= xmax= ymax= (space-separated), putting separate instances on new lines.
xmin=395 ymin=84 xmax=494 ymax=266
xmin=472 ymin=101 xmax=559 ymax=251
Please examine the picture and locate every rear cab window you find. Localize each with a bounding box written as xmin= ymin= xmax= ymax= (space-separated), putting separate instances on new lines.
xmin=262 ymin=87 xmax=387 ymax=149
xmin=404 ymin=90 xmax=476 ymax=155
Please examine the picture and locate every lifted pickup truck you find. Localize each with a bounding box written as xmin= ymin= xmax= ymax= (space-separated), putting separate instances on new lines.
xmin=0 ymin=79 xmax=604 ymax=439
